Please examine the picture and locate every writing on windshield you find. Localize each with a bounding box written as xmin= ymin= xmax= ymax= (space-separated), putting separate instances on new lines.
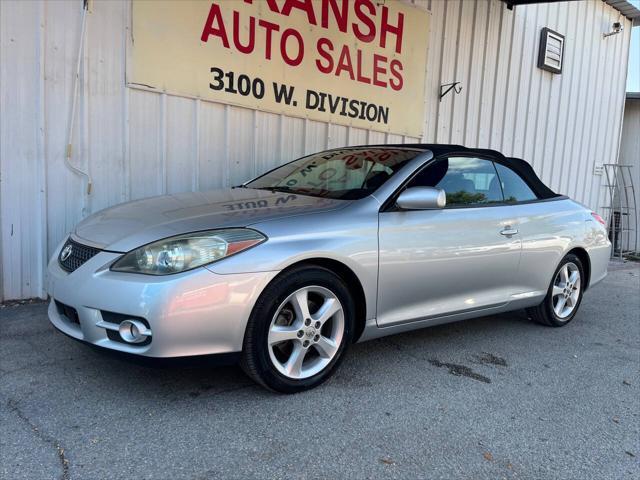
xmin=246 ymin=148 xmax=421 ymax=200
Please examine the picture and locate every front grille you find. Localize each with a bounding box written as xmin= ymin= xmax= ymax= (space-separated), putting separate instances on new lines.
xmin=58 ymin=237 xmax=101 ymax=272
xmin=55 ymin=300 xmax=80 ymax=324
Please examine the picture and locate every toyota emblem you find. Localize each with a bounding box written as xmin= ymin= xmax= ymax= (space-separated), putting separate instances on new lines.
xmin=60 ymin=245 xmax=73 ymax=262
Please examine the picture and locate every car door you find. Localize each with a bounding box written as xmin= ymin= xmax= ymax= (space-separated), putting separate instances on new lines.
xmin=376 ymin=156 xmax=523 ymax=327
xmin=492 ymin=162 xmax=585 ymax=300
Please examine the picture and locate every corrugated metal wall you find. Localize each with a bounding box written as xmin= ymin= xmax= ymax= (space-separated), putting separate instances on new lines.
xmin=0 ymin=0 xmax=632 ymax=300
xmin=618 ymin=97 xmax=640 ymax=253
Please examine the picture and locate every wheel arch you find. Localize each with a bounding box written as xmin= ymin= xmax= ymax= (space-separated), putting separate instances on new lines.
xmin=277 ymin=258 xmax=368 ymax=343
xmin=566 ymin=247 xmax=591 ymax=290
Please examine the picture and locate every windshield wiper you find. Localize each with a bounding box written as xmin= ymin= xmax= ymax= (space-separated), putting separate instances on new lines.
xmin=256 ymin=186 xmax=298 ymax=194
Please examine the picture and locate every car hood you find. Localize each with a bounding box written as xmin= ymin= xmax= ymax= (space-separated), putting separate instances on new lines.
xmin=73 ymin=188 xmax=348 ymax=252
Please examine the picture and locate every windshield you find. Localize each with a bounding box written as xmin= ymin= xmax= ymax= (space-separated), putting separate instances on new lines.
xmin=245 ymin=147 xmax=423 ymax=200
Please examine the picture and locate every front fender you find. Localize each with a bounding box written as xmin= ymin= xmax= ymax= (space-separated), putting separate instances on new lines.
xmin=205 ymin=206 xmax=379 ymax=322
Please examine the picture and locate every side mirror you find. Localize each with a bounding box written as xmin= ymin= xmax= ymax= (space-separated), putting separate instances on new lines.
xmin=396 ymin=187 xmax=446 ymax=210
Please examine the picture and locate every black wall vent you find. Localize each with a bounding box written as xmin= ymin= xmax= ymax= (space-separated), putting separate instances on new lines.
xmin=538 ymin=27 xmax=565 ymax=74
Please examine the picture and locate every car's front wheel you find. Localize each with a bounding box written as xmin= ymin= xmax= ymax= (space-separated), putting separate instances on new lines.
xmin=241 ymin=266 xmax=354 ymax=393
xmin=527 ymin=253 xmax=585 ymax=327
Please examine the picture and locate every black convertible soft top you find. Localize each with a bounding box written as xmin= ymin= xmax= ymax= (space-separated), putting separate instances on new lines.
xmin=372 ymin=143 xmax=559 ymax=200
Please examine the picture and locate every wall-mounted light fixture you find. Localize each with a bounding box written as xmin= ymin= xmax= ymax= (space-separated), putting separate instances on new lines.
xmin=603 ymin=22 xmax=624 ymax=38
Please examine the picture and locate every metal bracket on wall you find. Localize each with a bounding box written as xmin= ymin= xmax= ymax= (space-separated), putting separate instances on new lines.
xmin=439 ymin=82 xmax=462 ymax=102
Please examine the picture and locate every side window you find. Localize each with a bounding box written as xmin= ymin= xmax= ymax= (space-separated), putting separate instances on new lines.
xmin=407 ymin=157 xmax=503 ymax=206
xmin=494 ymin=163 xmax=538 ymax=203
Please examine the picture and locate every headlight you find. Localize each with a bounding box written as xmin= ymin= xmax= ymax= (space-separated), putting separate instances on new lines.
xmin=111 ymin=229 xmax=266 ymax=275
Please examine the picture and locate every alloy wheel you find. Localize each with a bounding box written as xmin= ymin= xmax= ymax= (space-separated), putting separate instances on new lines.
xmin=267 ymin=286 xmax=345 ymax=380
xmin=551 ymin=262 xmax=581 ymax=319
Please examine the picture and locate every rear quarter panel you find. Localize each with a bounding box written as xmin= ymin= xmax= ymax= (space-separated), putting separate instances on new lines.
xmin=583 ymin=212 xmax=611 ymax=288
xmin=513 ymin=198 xmax=608 ymax=299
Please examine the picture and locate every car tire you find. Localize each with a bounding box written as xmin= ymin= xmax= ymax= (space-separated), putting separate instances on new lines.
xmin=527 ymin=253 xmax=585 ymax=327
xmin=240 ymin=265 xmax=355 ymax=393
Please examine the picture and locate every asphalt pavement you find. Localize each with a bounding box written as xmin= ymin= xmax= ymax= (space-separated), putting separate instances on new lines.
xmin=1 ymin=262 xmax=639 ymax=480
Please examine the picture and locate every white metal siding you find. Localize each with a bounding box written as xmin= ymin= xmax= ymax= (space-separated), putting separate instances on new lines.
xmin=0 ymin=0 xmax=632 ymax=300
xmin=618 ymin=98 xmax=640 ymax=253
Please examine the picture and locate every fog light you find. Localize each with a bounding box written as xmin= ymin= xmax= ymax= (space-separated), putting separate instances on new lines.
xmin=118 ymin=319 xmax=150 ymax=344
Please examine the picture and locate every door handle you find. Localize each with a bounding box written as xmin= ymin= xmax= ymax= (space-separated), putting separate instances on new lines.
xmin=500 ymin=226 xmax=519 ymax=236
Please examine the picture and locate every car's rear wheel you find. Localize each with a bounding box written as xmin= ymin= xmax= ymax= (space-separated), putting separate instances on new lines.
xmin=527 ymin=253 xmax=585 ymax=327
xmin=241 ymin=266 xmax=354 ymax=393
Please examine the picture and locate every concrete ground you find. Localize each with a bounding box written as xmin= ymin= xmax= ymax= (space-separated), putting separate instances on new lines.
xmin=1 ymin=263 xmax=638 ymax=480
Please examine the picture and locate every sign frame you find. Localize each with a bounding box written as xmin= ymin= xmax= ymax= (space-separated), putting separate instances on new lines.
xmin=125 ymin=0 xmax=431 ymax=137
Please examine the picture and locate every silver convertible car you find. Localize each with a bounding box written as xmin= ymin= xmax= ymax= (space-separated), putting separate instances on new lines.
xmin=48 ymin=145 xmax=611 ymax=392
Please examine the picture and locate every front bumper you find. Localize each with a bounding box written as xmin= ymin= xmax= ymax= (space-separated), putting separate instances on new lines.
xmin=47 ymin=241 xmax=278 ymax=358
